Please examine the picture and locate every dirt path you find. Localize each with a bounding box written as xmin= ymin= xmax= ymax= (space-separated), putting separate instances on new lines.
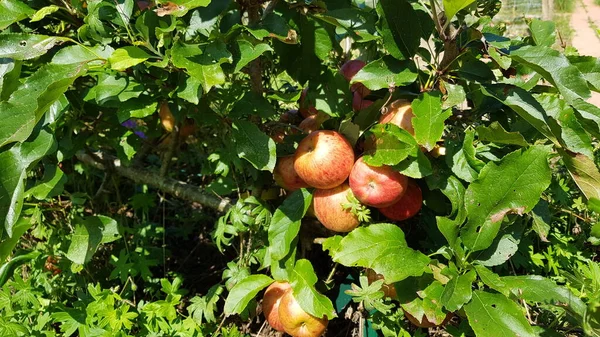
xmin=570 ymin=0 xmax=600 ymax=106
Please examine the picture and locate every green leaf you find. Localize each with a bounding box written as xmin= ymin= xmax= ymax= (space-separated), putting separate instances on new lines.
xmin=0 ymin=0 xmax=35 ymax=30
xmin=442 ymin=82 xmax=466 ymax=109
xmin=441 ymin=270 xmax=476 ymax=312
xmin=66 ymin=215 xmax=121 ymax=264
xmin=290 ymin=259 xmax=336 ymax=320
xmin=510 ymin=45 xmax=590 ymax=103
xmin=411 ymin=92 xmax=451 ymax=151
xmin=232 ymin=121 xmax=276 ymax=172
xmin=52 ymin=44 xmax=114 ymax=65
xmin=161 ymin=0 xmax=211 ymax=17
xmin=176 ymin=75 xmax=203 ymax=104
xmin=117 ymin=99 xmax=158 ymax=122
xmin=537 ymin=95 xmax=593 ymax=158
xmin=474 ymin=265 xmax=510 ymax=296
xmin=30 ymin=5 xmax=60 ymax=22
xmin=223 ymin=274 xmax=273 ymax=315
xmin=363 ymin=123 xmax=419 ymax=167
xmin=461 ymin=146 xmax=552 ymax=251
xmin=501 ymin=275 xmax=586 ymax=321
xmin=476 ymin=122 xmax=528 ymax=146
xmin=481 ymin=84 xmax=559 ymax=144
xmin=0 ymin=57 xmax=21 ymax=101
xmin=0 ymin=33 xmax=70 ymax=60
xmin=531 ymin=200 xmax=551 ymax=242
xmin=394 ymin=150 xmax=432 ymax=179
xmin=443 ymin=0 xmax=476 ymax=22
xmin=445 ymin=131 xmax=484 ymax=182
xmin=436 ymin=175 xmax=467 ymax=246
xmin=230 ymin=92 xmax=276 ymax=119
xmin=528 ymin=19 xmax=556 ymax=47
xmin=234 ymin=40 xmax=272 ymax=73
xmin=465 ymin=291 xmax=536 ymax=337
xmin=268 ymin=189 xmax=312 ymax=260
xmin=323 ymin=223 xmax=430 ymax=283
xmin=472 ymin=225 xmax=523 ymax=266
xmin=88 ymin=73 xmax=143 ymax=105
xmin=109 ymin=46 xmax=152 ymax=71
xmin=0 ymin=215 xmax=35 ymax=262
xmin=351 ymin=56 xmax=417 ymax=90
xmin=589 ymin=198 xmax=600 ymax=214
xmin=568 ymin=56 xmax=600 ymax=91
xmin=171 ymin=41 xmax=231 ymax=92
xmin=571 ymin=98 xmax=600 ymax=138
xmin=0 ymin=63 xmax=87 ymax=147
xmin=558 ymin=148 xmax=600 ymax=200
xmin=456 ymin=54 xmax=495 ymax=81
xmin=24 ymin=164 xmax=66 ymax=200
xmin=376 ymin=0 xmax=432 ymax=60
xmin=0 ymin=129 xmax=56 ymax=235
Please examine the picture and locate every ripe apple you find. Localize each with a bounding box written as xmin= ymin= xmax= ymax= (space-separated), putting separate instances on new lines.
xmin=340 ymin=60 xmax=371 ymax=98
xmin=366 ymin=269 xmax=397 ymax=299
xmin=378 ymin=180 xmax=422 ymax=221
xmin=313 ymin=183 xmax=360 ymax=233
xmin=379 ymin=99 xmax=415 ymax=135
xmin=340 ymin=59 xmax=366 ymax=81
xmin=299 ymin=87 xmax=318 ymax=119
xmin=294 ymin=130 xmax=355 ymax=189
xmin=263 ymin=282 xmax=292 ymax=332
xmin=274 ymin=155 xmax=309 ymax=191
xmin=349 ymin=157 xmax=408 ymax=208
xmin=352 ymin=91 xmax=374 ymax=111
xmin=404 ymin=310 xmax=453 ymax=328
xmin=299 ymin=113 xmax=329 ymax=134
xmin=279 ymin=288 xmax=329 ymax=337
xmin=159 ymin=101 xmax=175 ymax=132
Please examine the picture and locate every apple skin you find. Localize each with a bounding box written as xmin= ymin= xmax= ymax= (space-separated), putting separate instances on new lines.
xmin=299 ymin=88 xmax=318 ymax=119
xmin=263 ymin=282 xmax=292 ymax=332
xmin=378 ymin=180 xmax=422 ymax=221
xmin=159 ymin=101 xmax=175 ymax=132
xmin=340 ymin=60 xmax=366 ymax=81
xmin=313 ymin=183 xmax=360 ymax=233
xmin=299 ymin=113 xmax=329 ymax=134
xmin=294 ymin=130 xmax=355 ymax=189
xmin=379 ymin=99 xmax=415 ymax=135
xmin=274 ymin=156 xmax=310 ymax=191
xmin=349 ymin=157 xmax=408 ymax=208
xmin=352 ymin=91 xmax=374 ymax=111
xmin=366 ymin=269 xmax=397 ymax=299
xmin=279 ymin=288 xmax=329 ymax=337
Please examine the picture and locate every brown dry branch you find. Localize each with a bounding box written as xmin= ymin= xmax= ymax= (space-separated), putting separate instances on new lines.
xmin=76 ymin=150 xmax=232 ymax=212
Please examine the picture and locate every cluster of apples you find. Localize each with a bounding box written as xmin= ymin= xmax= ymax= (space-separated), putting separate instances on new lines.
xmin=273 ymin=60 xmax=423 ymax=234
xmin=263 ymin=282 xmax=328 ymax=337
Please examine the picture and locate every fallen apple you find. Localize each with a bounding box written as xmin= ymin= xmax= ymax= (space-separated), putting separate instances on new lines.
xmin=294 ymin=130 xmax=355 ymax=189
xmin=378 ymin=180 xmax=422 ymax=221
xmin=313 ymin=183 xmax=360 ymax=233
xmin=349 ymin=157 xmax=408 ymax=208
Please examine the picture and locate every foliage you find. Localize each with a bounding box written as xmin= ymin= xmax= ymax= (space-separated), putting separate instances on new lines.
xmin=0 ymin=0 xmax=599 ymax=336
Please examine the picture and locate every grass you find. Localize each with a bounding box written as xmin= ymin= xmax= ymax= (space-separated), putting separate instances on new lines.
xmin=555 ymin=0 xmax=575 ymax=12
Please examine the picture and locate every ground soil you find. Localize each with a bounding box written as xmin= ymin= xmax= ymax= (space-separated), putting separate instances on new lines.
xmin=570 ymin=0 xmax=600 ymax=106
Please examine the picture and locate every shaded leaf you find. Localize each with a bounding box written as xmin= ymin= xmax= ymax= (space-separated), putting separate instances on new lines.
xmin=66 ymin=215 xmax=121 ymax=264
xmin=441 ymin=270 xmax=476 ymax=312
xmin=232 ymin=121 xmax=276 ymax=172
xmin=351 ymin=56 xmax=418 ymax=90
xmin=558 ymin=148 xmax=600 ymax=200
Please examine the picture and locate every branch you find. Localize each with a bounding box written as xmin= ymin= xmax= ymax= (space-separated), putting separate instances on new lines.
xmin=246 ymin=0 xmax=263 ymax=93
xmin=76 ymin=150 xmax=232 ymax=212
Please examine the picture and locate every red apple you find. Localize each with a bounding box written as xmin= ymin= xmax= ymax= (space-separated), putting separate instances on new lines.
xmin=279 ymin=288 xmax=329 ymax=337
xmin=263 ymin=282 xmax=292 ymax=332
xmin=349 ymin=157 xmax=408 ymax=208
xmin=294 ymin=130 xmax=355 ymax=189
xmin=379 ymin=99 xmax=415 ymax=135
xmin=340 ymin=60 xmax=366 ymax=81
xmin=366 ymin=269 xmax=397 ymax=299
xmin=299 ymin=113 xmax=329 ymax=134
xmin=299 ymin=87 xmax=318 ymax=119
xmin=352 ymin=91 xmax=374 ymax=111
xmin=351 ymin=82 xmax=371 ymax=98
xmin=378 ymin=180 xmax=422 ymax=221
xmin=274 ymin=156 xmax=309 ymax=191
xmin=313 ymin=183 xmax=360 ymax=233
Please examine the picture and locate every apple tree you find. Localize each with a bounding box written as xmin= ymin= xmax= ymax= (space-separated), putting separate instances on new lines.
xmin=0 ymin=0 xmax=599 ymax=336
